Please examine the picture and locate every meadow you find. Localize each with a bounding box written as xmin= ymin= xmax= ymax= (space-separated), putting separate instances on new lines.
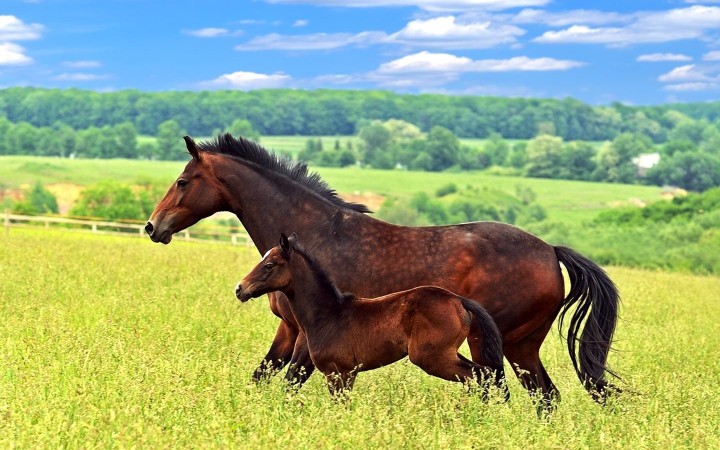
xmin=0 ymin=154 xmax=663 ymax=223
xmin=1 ymin=228 xmax=718 ymax=448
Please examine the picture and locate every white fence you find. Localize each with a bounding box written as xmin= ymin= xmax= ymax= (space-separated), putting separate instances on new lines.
xmin=3 ymin=210 xmax=252 ymax=246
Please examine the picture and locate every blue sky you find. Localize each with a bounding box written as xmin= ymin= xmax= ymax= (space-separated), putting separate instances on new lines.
xmin=2 ymin=0 xmax=720 ymax=104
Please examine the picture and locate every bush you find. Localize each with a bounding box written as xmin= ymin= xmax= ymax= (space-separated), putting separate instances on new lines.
xmin=435 ymin=183 xmax=457 ymax=197
xmin=11 ymin=181 xmax=58 ymax=215
xmin=70 ymin=180 xmax=145 ymax=221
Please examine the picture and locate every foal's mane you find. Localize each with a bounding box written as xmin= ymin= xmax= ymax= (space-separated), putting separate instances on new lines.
xmin=290 ymin=241 xmax=356 ymax=305
xmin=198 ymin=134 xmax=371 ymax=214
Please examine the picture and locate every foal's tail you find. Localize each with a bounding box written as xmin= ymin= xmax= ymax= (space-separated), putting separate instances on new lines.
xmin=554 ymin=246 xmax=620 ymax=404
xmin=460 ymin=298 xmax=504 ymax=371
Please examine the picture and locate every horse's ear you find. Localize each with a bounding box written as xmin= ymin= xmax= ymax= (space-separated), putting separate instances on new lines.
xmin=184 ymin=136 xmax=201 ymax=161
xmin=287 ymin=232 xmax=298 ymax=246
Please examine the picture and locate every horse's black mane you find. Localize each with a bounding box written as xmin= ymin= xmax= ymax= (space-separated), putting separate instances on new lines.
xmin=198 ymin=133 xmax=371 ymax=214
xmin=290 ymin=240 xmax=356 ymax=305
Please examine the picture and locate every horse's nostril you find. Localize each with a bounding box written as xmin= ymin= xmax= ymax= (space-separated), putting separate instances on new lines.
xmin=145 ymin=222 xmax=154 ymax=235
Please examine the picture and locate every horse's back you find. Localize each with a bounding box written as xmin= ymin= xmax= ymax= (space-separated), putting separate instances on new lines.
xmin=347 ymin=219 xmax=564 ymax=341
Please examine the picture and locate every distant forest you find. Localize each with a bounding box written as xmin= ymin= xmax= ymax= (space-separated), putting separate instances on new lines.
xmin=2 ymin=87 xmax=720 ymax=191
xmin=1 ymin=87 xmax=719 ymax=140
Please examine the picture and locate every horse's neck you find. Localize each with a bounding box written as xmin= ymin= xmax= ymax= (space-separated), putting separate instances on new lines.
xmin=215 ymin=159 xmax=340 ymax=254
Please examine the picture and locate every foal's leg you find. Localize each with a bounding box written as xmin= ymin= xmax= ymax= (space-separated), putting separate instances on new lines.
xmin=252 ymin=320 xmax=298 ymax=382
xmin=456 ymin=353 xmax=508 ymax=401
xmin=467 ymin=340 xmax=510 ymax=401
xmin=284 ymin=331 xmax=316 ymax=388
xmin=409 ymin=348 xmax=483 ymax=386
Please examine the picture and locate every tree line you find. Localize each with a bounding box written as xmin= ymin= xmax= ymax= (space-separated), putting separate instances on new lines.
xmin=1 ymin=87 xmax=720 ymax=191
xmin=2 ymin=87 xmax=720 ymax=141
xmin=299 ymin=118 xmax=720 ymax=192
xmin=0 ymin=115 xmax=257 ymax=161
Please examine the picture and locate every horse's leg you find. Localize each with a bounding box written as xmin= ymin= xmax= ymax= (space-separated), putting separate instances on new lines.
xmin=504 ymin=340 xmax=560 ymax=415
xmin=252 ymin=319 xmax=298 ymax=382
xmin=284 ymin=331 xmax=316 ymax=388
xmin=325 ymin=370 xmax=357 ymax=401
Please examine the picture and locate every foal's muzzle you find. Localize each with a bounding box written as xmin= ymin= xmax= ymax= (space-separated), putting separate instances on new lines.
xmin=235 ymin=283 xmax=253 ymax=303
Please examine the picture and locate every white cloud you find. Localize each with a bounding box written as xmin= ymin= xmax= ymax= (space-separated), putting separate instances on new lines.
xmin=513 ymin=8 xmax=629 ymax=26
xmin=378 ymin=51 xmax=584 ymax=73
xmin=264 ymin=0 xmax=549 ymax=12
xmin=201 ymin=71 xmax=292 ymax=89
xmin=664 ymin=82 xmax=720 ymax=91
xmin=62 ymin=60 xmax=102 ymax=68
xmin=389 ymin=16 xmax=524 ymax=49
xmin=535 ymin=25 xmax=688 ymax=45
xmin=183 ymin=27 xmax=242 ymax=38
xmin=0 ymin=42 xmax=32 ymax=65
xmin=379 ymin=51 xmax=472 ymax=73
xmin=236 ymin=15 xmax=526 ymax=51
xmin=0 ymin=15 xmax=43 ymax=41
xmin=637 ymin=53 xmax=692 ymax=62
xmin=53 ymin=73 xmax=111 ymax=81
xmin=293 ymin=19 xmax=309 ymax=27
xmin=703 ymin=50 xmax=720 ymax=61
xmin=535 ymin=6 xmax=720 ymax=45
xmin=658 ymin=64 xmax=713 ymax=82
xmin=235 ymin=31 xmax=386 ymax=51
xmin=658 ymin=64 xmax=720 ymax=91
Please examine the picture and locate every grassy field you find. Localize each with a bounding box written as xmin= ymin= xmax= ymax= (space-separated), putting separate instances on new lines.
xmin=0 ymin=155 xmax=664 ymax=223
xmin=1 ymin=228 xmax=718 ymax=448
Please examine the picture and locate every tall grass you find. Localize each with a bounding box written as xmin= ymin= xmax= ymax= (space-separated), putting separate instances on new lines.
xmin=1 ymin=228 xmax=718 ymax=448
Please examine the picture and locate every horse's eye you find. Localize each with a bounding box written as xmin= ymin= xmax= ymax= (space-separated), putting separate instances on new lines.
xmin=264 ymin=263 xmax=275 ymax=271
xmin=177 ymin=179 xmax=188 ymax=188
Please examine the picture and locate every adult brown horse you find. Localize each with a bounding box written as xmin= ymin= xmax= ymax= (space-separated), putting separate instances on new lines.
xmin=235 ymin=233 xmax=507 ymax=399
xmin=145 ymin=134 xmax=620 ymax=407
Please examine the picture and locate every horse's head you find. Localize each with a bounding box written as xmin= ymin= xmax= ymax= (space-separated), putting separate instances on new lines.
xmin=235 ymin=233 xmax=296 ymax=302
xmin=146 ymin=136 xmax=228 ymax=244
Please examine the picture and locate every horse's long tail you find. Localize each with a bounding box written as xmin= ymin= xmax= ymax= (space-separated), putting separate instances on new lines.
xmin=461 ymin=298 xmax=505 ymax=377
xmin=554 ymin=246 xmax=620 ymax=404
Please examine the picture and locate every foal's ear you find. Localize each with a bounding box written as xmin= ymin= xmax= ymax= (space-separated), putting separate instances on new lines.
xmin=287 ymin=232 xmax=298 ymax=246
xmin=184 ymin=136 xmax=201 ymax=161
xmin=280 ymin=233 xmax=290 ymax=255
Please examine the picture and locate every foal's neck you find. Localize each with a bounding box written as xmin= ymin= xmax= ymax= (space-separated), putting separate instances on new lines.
xmin=283 ymin=252 xmax=349 ymax=331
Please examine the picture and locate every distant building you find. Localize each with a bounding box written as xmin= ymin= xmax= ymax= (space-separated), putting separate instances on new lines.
xmin=632 ymin=152 xmax=660 ymax=177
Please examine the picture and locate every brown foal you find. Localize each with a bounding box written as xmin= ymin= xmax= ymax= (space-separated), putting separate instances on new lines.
xmin=235 ymin=233 xmax=507 ymax=398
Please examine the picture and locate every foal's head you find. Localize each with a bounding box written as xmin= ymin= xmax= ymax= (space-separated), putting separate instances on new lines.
xmin=235 ymin=233 xmax=354 ymax=304
xmin=235 ymin=233 xmax=296 ymax=302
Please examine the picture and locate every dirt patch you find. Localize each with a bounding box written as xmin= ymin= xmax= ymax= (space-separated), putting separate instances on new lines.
xmin=0 ymin=188 xmax=24 ymax=204
xmin=46 ymin=183 xmax=84 ymax=214
xmin=340 ymin=192 xmax=385 ymax=212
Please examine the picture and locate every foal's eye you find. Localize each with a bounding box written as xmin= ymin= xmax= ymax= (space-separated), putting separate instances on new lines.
xmin=177 ymin=179 xmax=188 ymax=188
xmin=264 ymin=263 xmax=275 ymax=271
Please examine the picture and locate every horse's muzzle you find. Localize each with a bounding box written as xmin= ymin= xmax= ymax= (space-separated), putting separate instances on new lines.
xmin=145 ymin=220 xmax=173 ymax=244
